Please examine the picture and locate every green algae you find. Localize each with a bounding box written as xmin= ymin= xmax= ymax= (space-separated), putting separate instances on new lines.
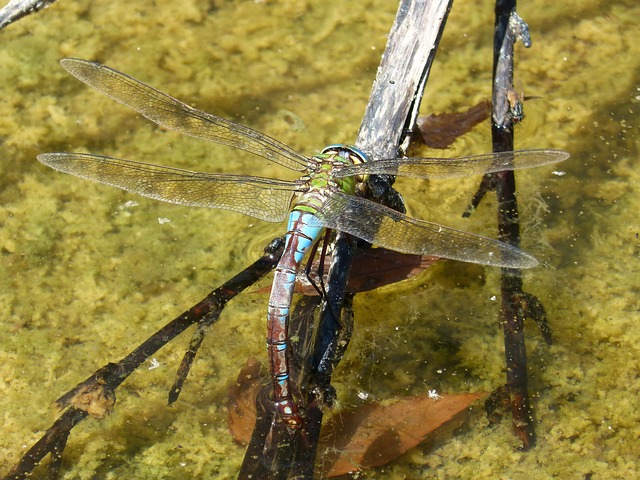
xmin=0 ymin=0 xmax=639 ymax=478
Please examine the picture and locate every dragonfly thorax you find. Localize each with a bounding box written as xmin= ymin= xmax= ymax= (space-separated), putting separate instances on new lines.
xmin=315 ymin=144 xmax=369 ymax=195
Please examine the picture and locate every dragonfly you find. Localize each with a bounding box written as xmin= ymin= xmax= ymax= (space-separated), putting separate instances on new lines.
xmin=38 ymin=58 xmax=569 ymax=427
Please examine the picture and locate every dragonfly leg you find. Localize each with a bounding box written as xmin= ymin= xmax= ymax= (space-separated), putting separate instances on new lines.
xmin=302 ymin=235 xmax=326 ymax=298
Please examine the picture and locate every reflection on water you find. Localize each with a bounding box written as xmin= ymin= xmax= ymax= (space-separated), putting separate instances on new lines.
xmin=0 ymin=0 xmax=638 ymax=478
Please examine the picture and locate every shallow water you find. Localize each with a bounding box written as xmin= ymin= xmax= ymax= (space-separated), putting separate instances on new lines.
xmin=0 ymin=0 xmax=638 ymax=478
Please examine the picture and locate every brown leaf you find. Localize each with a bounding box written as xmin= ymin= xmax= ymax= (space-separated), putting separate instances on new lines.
xmin=227 ymin=357 xmax=263 ymax=445
xmin=227 ymin=360 xmax=487 ymax=475
xmin=345 ymin=249 xmax=439 ymax=294
xmin=318 ymin=393 xmax=487 ymax=477
xmin=416 ymin=101 xmax=490 ymax=149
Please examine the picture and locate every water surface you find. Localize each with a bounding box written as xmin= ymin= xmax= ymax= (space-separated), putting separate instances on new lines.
xmin=0 ymin=0 xmax=638 ymax=478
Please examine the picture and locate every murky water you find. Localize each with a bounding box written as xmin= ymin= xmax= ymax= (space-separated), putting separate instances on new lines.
xmin=1 ymin=0 xmax=638 ymax=478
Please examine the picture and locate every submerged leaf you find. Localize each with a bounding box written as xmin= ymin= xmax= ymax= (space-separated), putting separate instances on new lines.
xmin=227 ymin=360 xmax=486 ymax=475
xmin=415 ymin=101 xmax=490 ymax=149
xmin=342 ymin=249 xmax=438 ymax=294
xmin=319 ymin=393 xmax=487 ymax=476
xmin=227 ymin=358 xmax=263 ymax=445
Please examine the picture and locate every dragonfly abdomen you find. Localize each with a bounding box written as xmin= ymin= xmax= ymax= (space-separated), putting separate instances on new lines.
xmin=266 ymin=209 xmax=324 ymax=427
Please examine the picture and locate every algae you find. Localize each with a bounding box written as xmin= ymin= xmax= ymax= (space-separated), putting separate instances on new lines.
xmin=0 ymin=0 xmax=638 ymax=478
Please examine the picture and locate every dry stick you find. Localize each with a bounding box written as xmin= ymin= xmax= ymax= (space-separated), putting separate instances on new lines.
xmin=313 ymin=0 xmax=454 ymax=397
xmin=4 ymin=237 xmax=285 ymax=480
xmin=239 ymin=1 xmax=453 ymax=478
xmin=0 ymin=0 xmax=58 ymax=30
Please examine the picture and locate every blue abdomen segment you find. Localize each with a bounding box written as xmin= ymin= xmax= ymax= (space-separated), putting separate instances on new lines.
xmin=286 ymin=210 xmax=323 ymax=263
xmin=266 ymin=209 xmax=324 ymax=427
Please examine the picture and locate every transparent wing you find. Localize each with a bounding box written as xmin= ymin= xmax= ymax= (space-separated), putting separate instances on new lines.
xmin=313 ymin=191 xmax=538 ymax=268
xmin=60 ymin=58 xmax=310 ymax=172
xmin=38 ymin=153 xmax=304 ymax=222
xmin=333 ymin=149 xmax=569 ymax=179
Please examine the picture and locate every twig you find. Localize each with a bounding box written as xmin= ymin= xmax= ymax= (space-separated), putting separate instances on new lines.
xmin=486 ymin=0 xmax=548 ymax=449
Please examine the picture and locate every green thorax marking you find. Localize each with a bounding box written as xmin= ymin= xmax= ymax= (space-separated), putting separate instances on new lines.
xmin=293 ymin=150 xmax=360 ymax=215
xmin=308 ymin=152 xmax=357 ymax=193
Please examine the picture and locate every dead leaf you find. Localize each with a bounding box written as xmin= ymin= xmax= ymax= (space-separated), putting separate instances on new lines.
xmin=227 ymin=359 xmax=487 ymax=476
xmin=416 ymin=101 xmax=490 ymax=149
xmin=227 ymin=358 xmax=263 ymax=445
xmin=345 ymin=249 xmax=438 ymax=294
xmin=318 ymin=393 xmax=487 ymax=476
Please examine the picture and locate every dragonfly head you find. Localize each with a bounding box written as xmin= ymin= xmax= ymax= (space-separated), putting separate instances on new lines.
xmin=322 ymin=143 xmax=368 ymax=174
xmin=321 ymin=144 xmax=368 ymax=164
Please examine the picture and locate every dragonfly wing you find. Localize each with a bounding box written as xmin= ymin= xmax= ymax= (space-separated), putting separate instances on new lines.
xmin=313 ymin=191 xmax=538 ymax=268
xmin=334 ymin=149 xmax=569 ymax=179
xmin=38 ymin=153 xmax=302 ymax=222
xmin=60 ymin=58 xmax=310 ymax=172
